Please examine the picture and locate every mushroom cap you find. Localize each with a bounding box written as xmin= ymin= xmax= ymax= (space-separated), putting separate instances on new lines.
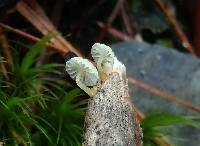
xmin=66 ymin=57 xmax=99 ymax=86
xmin=91 ymin=43 xmax=115 ymax=67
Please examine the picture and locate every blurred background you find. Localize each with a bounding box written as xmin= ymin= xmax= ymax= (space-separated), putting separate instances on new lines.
xmin=0 ymin=0 xmax=200 ymax=146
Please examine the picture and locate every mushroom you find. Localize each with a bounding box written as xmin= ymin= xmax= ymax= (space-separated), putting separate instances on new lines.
xmin=91 ymin=43 xmax=126 ymax=80
xmin=66 ymin=57 xmax=99 ymax=96
xmin=91 ymin=43 xmax=115 ymax=80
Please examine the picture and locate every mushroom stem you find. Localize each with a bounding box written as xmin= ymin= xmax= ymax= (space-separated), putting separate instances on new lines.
xmin=97 ymin=57 xmax=107 ymax=81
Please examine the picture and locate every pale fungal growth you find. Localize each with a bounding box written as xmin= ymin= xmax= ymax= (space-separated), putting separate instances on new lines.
xmin=65 ymin=44 xmax=142 ymax=146
xmin=66 ymin=57 xmax=99 ymax=96
xmin=113 ymin=57 xmax=126 ymax=80
xmin=91 ymin=43 xmax=115 ymax=80
xmin=91 ymin=43 xmax=114 ymax=65
xmin=91 ymin=43 xmax=126 ymax=80
xmin=66 ymin=43 xmax=126 ymax=96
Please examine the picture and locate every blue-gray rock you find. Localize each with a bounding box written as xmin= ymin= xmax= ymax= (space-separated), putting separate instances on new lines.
xmin=112 ymin=41 xmax=200 ymax=146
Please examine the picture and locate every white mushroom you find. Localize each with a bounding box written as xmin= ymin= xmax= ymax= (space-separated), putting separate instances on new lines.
xmin=91 ymin=43 xmax=126 ymax=80
xmin=91 ymin=43 xmax=114 ymax=64
xmin=66 ymin=57 xmax=99 ymax=96
xmin=91 ymin=43 xmax=115 ymax=80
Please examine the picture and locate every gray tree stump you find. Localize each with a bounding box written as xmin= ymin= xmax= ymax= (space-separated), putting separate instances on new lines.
xmin=83 ymin=73 xmax=142 ymax=146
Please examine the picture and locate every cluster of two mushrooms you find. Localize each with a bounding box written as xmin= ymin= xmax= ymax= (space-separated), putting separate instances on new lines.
xmin=66 ymin=43 xmax=126 ymax=96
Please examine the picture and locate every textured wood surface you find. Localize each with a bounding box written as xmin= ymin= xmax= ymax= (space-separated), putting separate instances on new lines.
xmin=83 ymin=72 xmax=142 ymax=146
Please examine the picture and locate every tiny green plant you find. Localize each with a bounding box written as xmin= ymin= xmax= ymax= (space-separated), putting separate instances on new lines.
xmin=141 ymin=113 xmax=199 ymax=146
xmin=0 ymin=34 xmax=85 ymax=146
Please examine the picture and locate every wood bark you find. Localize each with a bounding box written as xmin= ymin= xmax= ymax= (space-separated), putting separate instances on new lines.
xmin=83 ymin=73 xmax=142 ymax=146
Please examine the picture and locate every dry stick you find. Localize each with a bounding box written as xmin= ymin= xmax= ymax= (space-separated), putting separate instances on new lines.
xmin=37 ymin=0 xmax=63 ymax=66
xmin=16 ymin=1 xmax=62 ymax=47
xmin=120 ymin=1 xmax=135 ymax=37
xmin=16 ymin=0 xmax=82 ymax=57
xmin=97 ymin=21 xmax=132 ymax=40
xmin=16 ymin=0 xmax=70 ymax=50
xmin=108 ymin=0 xmax=124 ymax=25
xmin=0 ymin=30 xmax=13 ymax=80
xmin=0 ymin=63 xmax=9 ymax=80
xmin=24 ymin=0 xmax=49 ymax=22
xmin=133 ymin=105 xmax=145 ymax=120
xmin=0 ymin=23 xmax=64 ymax=54
xmin=97 ymin=0 xmax=124 ymax=41
xmin=128 ymin=77 xmax=200 ymax=113
xmin=0 ymin=30 xmax=13 ymax=68
xmin=154 ymin=0 xmax=194 ymax=53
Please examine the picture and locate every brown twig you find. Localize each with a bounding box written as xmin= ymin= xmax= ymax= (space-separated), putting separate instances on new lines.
xmin=120 ymin=1 xmax=135 ymax=37
xmin=97 ymin=21 xmax=133 ymax=40
xmin=133 ymin=105 xmax=145 ymax=121
xmin=0 ymin=23 xmax=65 ymax=54
xmin=154 ymin=0 xmax=194 ymax=53
xmin=0 ymin=31 xmax=13 ymax=65
xmin=97 ymin=0 xmax=139 ymax=42
xmin=0 ymin=31 xmax=13 ymax=80
xmin=108 ymin=0 xmax=124 ymax=25
xmin=37 ymin=0 xmax=64 ymax=66
xmin=128 ymin=77 xmax=200 ymax=113
xmin=16 ymin=0 xmax=82 ymax=57
xmin=154 ymin=137 xmax=170 ymax=146
xmin=0 ymin=63 xmax=9 ymax=80
xmin=97 ymin=0 xmax=124 ymax=41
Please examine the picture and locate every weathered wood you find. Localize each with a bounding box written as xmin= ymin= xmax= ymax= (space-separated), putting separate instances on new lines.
xmin=83 ymin=72 xmax=142 ymax=146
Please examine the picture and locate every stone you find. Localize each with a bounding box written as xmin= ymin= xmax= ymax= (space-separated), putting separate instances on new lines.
xmin=112 ymin=41 xmax=200 ymax=146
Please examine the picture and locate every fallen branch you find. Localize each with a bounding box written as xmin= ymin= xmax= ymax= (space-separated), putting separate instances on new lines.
xmin=120 ymin=0 xmax=135 ymax=37
xmin=97 ymin=0 xmax=124 ymax=41
xmin=154 ymin=0 xmax=194 ymax=53
xmin=97 ymin=21 xmax=133 ymax=41
xmin=128 ymin=77 xmax=200 ymax=113
xmin=16 ymin=0 xmax=82 ymax=57
xmin=0 ymin=23 xmax=63 ymax=54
